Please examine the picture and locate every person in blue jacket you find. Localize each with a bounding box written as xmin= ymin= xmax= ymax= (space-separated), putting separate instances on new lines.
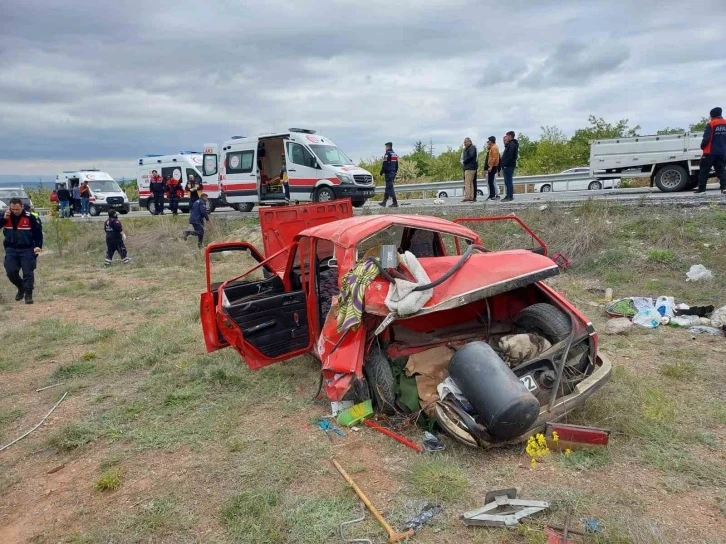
xmin=379 ymin=142 xmax=399 ymax=208
xmin=3 ymin=198 xmax=43 ymax=304
xmin=183 ymin=193 xmax=210 ymax=248
xmin=104 ymin=210 xmax=130 ymax=266
xmin=695 ymin=106 xmax=726 ymax=194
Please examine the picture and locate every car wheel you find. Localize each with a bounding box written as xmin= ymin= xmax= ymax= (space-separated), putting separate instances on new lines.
xmin=439 ymin=191 xmax=448 ymax=198
xmin=235 ymin=203 xmax=254 ymax=212
xmin=655 ymin=165 xmax=689 ymax=192
xmin=588 ymin=181 xmax=603 ymax=190
xmin=363 ymin=344 xmax=396 ymax=415
xmin=514 ymin=303 xmax=572 ymax=344
xmin=204 ymin=199 xmax=216 ymax=213
xmin=88 ymin=205 xmax=100 ymax=217
xmin=315 ymin=186 xmax=336 ymax=202
xmin=540 ymin=185 xmax=551 ymax=193
xmin=119 ymin=209 xmax=129 ymax=215
xmin=147 ymin=201 xmax=156 ymax=215
xmin=352 ymin=201 xmax=365 ymax=208
xmin=476 ymin=189 xmax=484 ymax=197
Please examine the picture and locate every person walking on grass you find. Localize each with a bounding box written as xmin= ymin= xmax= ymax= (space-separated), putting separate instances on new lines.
xmin=80 ymin=181 xmax=91 ymax=217
xmin=104 ymin=210 xmax=130 ymax=266
xmin=379 ymin=142 xmax=399 ymax=208
xmin=695 ymin=106 xmax=726 ymax=195
xmin=485 ymin=136 xmax=501 ymax=201
xmin=500 ymin=130 xmax=519 ymax=201
xmin=461 ymin=137 xmax=478 ymax=202
xmin=184 ymin=193 xmax=210 ymax=248
xmin=3 ymin=198 xmax=43 ymax=304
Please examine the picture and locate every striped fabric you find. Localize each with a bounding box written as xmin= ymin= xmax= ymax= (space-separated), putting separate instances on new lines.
xmin=336 ymin=258 xmax=380 ymax=332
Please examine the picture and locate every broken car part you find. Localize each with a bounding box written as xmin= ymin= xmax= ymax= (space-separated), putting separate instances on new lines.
xmin=461 ymin=488 xmax=549 ymax=528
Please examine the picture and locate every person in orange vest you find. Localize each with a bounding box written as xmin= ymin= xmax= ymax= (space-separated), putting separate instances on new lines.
xmin=3 ymin=198 xmax=43 ymax=304
xmin=149 ymin=170 xmax=166 ymax=214
xmin=695 ymin=107 xmax=726 ymax=194
xmin=166 ymin=174 xmax=182 ymax=215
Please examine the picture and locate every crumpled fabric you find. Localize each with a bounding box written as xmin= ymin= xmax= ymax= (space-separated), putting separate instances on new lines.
xmin=384 ymin=251 xmax=433 ymax=316
xmin=336 ymin=258 xmax=380 ymax=332
xmin=498 ymin=333 xmax=552 ymax=366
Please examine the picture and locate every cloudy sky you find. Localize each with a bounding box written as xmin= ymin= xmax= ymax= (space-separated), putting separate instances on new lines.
xmin=1 ymin=0 xmax=724 ymax=179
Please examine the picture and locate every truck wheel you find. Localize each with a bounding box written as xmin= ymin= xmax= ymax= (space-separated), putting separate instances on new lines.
xmin=588 ymin=181 xmax=602 ymax=190
xmin=363 ymin=344 xmax=396 ymax=415
xmin=655 ymin=165 xmax=689 ymax=192
xmin=88 ymin=205 xmax=100 ymax=217
xmin=315 ymin=186 xmax=335 ymax=202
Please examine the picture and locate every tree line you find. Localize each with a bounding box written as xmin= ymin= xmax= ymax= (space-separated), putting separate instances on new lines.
xmin=358 ymin=115 xmax=710 ymax=185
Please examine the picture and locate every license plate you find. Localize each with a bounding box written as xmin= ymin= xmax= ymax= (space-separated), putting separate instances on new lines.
xmin=520 ymin=374 xmax=538 ymax=392
xmin=112 ymin=204 xmax=124 ymax=208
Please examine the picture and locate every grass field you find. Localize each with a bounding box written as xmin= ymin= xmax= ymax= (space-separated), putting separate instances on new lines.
xmin=1 ymin=203 xmax=725 ymax=543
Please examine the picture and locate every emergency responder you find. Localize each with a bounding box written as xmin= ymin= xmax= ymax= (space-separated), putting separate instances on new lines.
xmin=104 ymin=210 xmax=130 ymax=266
xmin=166 ymin=173 xmax=182 ymax=215
xmin=149 ymin=169 xmax=166 ymax=215
xmin=280 ymin=154 xmax=290 ymax=203
xmin=183 ymin=193 xmax=210 ymax=248
xmin=695 ymin=107 xmax=726 ymax=194
xmin=379 ymin=142 xmax=399 ymax=208
xmin=186 ymin=174 xmax=203 ymax=205
xmin=3 ymin=198 xmax=43 ymax=304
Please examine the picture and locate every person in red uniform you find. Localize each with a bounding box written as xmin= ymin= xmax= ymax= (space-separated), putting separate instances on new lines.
xmin=3 ymin=198 xmax=43 ymax=304
xmin=149 ymin=170 xmax=166 ymax=214
xmin=166 ymin=174 xmax=182 ymax=215
xmin=695 ymin=107 xmax=726 ymax=194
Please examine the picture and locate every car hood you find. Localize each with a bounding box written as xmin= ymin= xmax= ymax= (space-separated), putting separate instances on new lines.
xmin=363 ymin=250 xmax=559 ymax=317
xmin=331 ymin=165 xmax=372 ymax=175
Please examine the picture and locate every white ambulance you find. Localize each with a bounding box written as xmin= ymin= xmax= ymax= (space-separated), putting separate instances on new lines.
xmin=202 ymin=128 xmax=375 ymax=211
xmin=55 ymin=170 xmax=130 ymax=216
xmin=136 ymin=152 xmax=222 ymax=214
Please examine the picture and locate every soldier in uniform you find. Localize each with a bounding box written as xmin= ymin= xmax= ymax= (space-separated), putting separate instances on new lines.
xmin=3 ymin=198 xmax=43 ymax=304
xmin=104 ymin=210 xmax=130 ymax=266
xmin=379 ymin=142 xmax=399 ymax=208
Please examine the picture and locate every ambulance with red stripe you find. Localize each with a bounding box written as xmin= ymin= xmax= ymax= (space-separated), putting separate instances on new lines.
xmin=136 ymin=152 xmax=223 ymax=214
xmin=202 ymin=129 xmax=375 ymax=212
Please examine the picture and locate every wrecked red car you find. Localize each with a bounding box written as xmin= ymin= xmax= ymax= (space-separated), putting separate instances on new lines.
xmin=201 ymin=200 xmax=611 ymax=447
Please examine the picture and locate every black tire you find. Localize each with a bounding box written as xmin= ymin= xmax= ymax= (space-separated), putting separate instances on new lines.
xmin=439 ymin=191 xmax=448 ymax=198
xmin=119 ymin=209 xmax=129 ymax=215
xmin=88 ymin=204 xmax=100 ymax=217
xmin=315 ymin=186 xmax=336 ymax=202
xmin=476 ymin=189 xmax=484 ymax=197
xmin=540 ymin=184 xmax=551 ymax=193
xmin=147 ymin=201 xmax=157 ymax=215
xmin=588 ymin=181 xmax=602 ymax=191
xmin=654 ymin=164 xmax=689 ymax=192
xmin=236 ymin=203 xmax=254 ymax=212
xmin=363 ymin=344 xmax=396 ymax=415
xmin=352 ymin=201 xmax=366 ymax=208
xmin=514 ymin=303 xmax=572 ymax=344
xmin=205 ymin=199 xmax=216 ymax=213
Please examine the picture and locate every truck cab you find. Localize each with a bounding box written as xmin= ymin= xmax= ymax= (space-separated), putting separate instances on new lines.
xmin=55 ymin=170 xmax=130 ymax=216
xmin=202 ymin=129 xmax=375 ymax=212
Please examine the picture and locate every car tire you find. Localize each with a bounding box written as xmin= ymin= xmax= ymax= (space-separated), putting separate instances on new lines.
xmin=438 ymin=191 xmax=448 ymax=198
xmin=315 ymin=186 xmax=336 ymax=202
xmin=540 ymin=185 xmax=551 ymax=193
xmin=352 ymin=201 xmax=366 ymax=208
xmin=205 ymin=199 xmax=216 ymax=213
xmin=476 ymin=189 xmax=484 ymax=197
xmin=654 ymin=164 xmax=689 ymax=192
xmin=119 ymin=209 xmax=129 ymax=215
xmin=588 ymin=181 xmax=603 ymax=190
xmin=514 ymin=303 xmax=572 ymax=344
xmin=147 ymin=201 xmax=156 ymax=215
xmin=363 ymin=344 xmax=396 ymax=415
xmin=88 ymin=205 xmax=100 ymax=217
xmin=235 ymin=203 xmax=254 ymax=212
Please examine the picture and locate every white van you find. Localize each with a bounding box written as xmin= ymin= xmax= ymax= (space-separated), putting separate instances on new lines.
xmin=202 ymin=128 xmax=375 ymax=211
xmin=137 ymin=152 xmax=221 ymax=215
xmin=55 ymin=170 xmax=130 ymax=216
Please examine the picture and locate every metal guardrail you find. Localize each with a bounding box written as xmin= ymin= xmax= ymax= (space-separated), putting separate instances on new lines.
xmin=374 ymin=172 xmax=604 ymax=197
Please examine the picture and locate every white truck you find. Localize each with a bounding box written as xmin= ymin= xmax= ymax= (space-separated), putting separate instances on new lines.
xmin=56 ymin=170 xmax=130 ymax=215
xmin=590 ymin=132 xmax=705 ymax=192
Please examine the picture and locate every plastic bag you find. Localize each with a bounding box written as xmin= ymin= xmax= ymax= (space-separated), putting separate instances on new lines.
xmin=671 ymin=315 xmax=701 ymax=327
xmin=689 ymin=326 xmax=724 ymax=337
xmin=633 ymin=308 xmax=662 ymax=328
xmin=686 ymin=264 xmax=713 ymax=282
xmin=710 ymin=305 xmax=726 ymax=328
xmin=655 ymin=296 xmax=675 ymax=318
xmin=632 ymin=297 xmax=654 ymax=312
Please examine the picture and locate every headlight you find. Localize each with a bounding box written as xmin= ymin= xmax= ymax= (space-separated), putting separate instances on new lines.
xmin=336 ymin=173 xmax=354 ymax=184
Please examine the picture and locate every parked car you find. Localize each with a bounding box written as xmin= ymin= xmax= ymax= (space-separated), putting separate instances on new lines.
xmin=436 ymin=187 xmax=485 ymax=199
xmin=201 ymin=201 xmax=611 ymax=448
xmin=534 ymin=168 xmax=621 ymax=192
xmin=0 ymin=187 xmax=33 ymax=212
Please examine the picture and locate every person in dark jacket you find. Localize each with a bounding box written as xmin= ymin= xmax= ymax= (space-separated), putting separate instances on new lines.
xmin=183 ymin=193 xmax=210 ymax=248
xmin=461 ymin=137 xmax=478 ymax=202
xmin=695 ymin=107 xmax=726 ymax=194
xmin=379 ymin=142 xmax=399 ymax=208
xmin=3 ymin=198 xmax=43 ymax=304
xmin=149 ymin=170 xmax=166 ymax=214
xmin=500 ymin=131 xmax=519 ymax=201
xmin=166 ymin=174 xmax=182 ymax=215
xmin=104 ymin=210 xmax=130 ymax=266
xmin=56 ymin=186 xmax=71 ymax=217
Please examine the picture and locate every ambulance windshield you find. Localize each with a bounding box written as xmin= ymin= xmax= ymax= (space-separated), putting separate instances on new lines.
xmin=309 ymin=145 xmax=354 ymax=166
xmin=88 ymin=180 xmax=122 ymax=192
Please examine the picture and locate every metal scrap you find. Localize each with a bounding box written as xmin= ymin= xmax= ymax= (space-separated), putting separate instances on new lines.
xmin=461 ymin=488 xmax=549 ymax=528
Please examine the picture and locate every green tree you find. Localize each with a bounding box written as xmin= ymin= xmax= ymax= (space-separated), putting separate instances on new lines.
xmin=690 ymin=117 xmax=709 ymax=133
xmin=569 ymin=115 xmax=641 ymax=166
xmin=656 ymin=127 xmax=686 ymax=135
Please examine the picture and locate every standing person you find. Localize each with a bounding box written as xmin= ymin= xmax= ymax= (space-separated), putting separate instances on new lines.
xmin=186 ymin=173 xmax=202 ymax=206
xmin=485 ymin=136 xmax=501 ymax=201
xmin=257 ymin=142 xmax=266 ymax=175
xmin=183 ymin=193 xmax=210 ymax=248
xmin=3 ymin=198 xmax=43 ymax=304
xmin=461 ymin=137 xmax=478 ymax=202
xmin=149 ymin=170 xmax=166 ymax=215
xmin=280 ymin=154 xmax=290 ymax=203
xmin=103 ymin=210 xmax=130 ymax=266
xmin=72 ymin=184 xmax=81 ymax=216
xmin=166 ymin=174 xmax=181 ymax=215
xmin=695 ymin=107 xmax=726 ymax=194
xmin=79 ymin=181 xmax=91 ymax=217
xmin=500 ymin=131 xmax=519 ymax=201
xmin=379 ymin=142 xmax=399 ymax=208
xmin=56 ymin=185 xmax=72 ymax=218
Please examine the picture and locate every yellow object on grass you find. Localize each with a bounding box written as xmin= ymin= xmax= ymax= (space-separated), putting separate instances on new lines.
xmin=337 ymin=400 xmax=373 ymax=427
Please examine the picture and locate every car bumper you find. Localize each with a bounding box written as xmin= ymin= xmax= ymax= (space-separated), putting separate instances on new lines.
xmin=332 ymin=185 xmax=376 ymax=202
xmin=94 ymin=202 xmax=130 ymax=212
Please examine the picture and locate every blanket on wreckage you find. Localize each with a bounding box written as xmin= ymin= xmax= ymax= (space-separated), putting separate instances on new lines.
xmin=337 ymin=258 xmax=380 ymax=332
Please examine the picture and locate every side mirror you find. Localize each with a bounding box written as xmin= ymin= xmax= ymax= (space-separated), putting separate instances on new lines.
xmin=327 ymin=257 xmax=338 ymax=269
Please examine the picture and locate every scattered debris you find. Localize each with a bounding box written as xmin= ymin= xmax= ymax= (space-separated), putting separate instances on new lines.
xmin=404 ymin=347 xmax=453 ymax=413
xmin=690 ymin=326 xmax=724 ymax=338
xmin=633 ymin=308 xmax=664 ymax=328
xmin=686 ymin=264 xmax=713 ymax=282
xmin=551 ymin=252 xmax=571 ymax=269
xmin=422 ymin=431 xmax=446 ymax=453
xmin=363 ymin=419 xmax=423 ymax=453
xmin=604 ymin=318 xmax=633 ymax=335
xmin=498 ymin=334 xmax=551 ymax=366
xmin=545 ymin=423 xmax=610 ymax=451
xmin=332 ymin=459 xmax=415 ymax=543
xmin=433 ymin=199 xmax=445 ymax=205
xmin=337 ymin=401 xmax=373 ymax=427
xmin=461 ymin=488 xmax=549 ymax=527
xmin=711 ymin=305 xmax=726 ymax=328
xmin=538 ymin=204 xmax=549 ymax=211
xmin=0 ymin=392 xmax=68 ymax=453
xmin=545 ymin=526 xmax=574 ymax=544
xmin=35 ymin=383 xmax=66 ymax=393
xmin=339 ymin=503 xmax=373 ymax=544
xmin=403 ymin=503 xmax=442 ymax=531
xmin=317 ymin=419 xmax=346 ymax=441
xmin=331 ymin=401 xmax=355 ymax=417
xmin=583 ymin=518 xmax=603 ymax=534
xmin=604 ymin=287 xmax=613 ymax=302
